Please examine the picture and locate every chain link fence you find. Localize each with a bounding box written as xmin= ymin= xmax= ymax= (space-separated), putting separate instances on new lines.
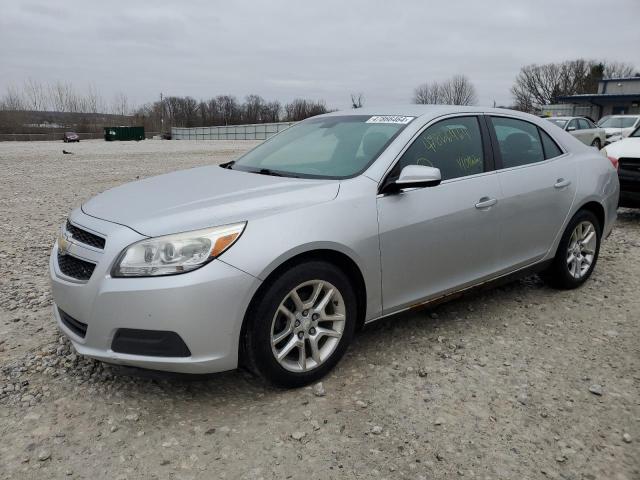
xmin=171 ymin=122 xmax=295 ymax=140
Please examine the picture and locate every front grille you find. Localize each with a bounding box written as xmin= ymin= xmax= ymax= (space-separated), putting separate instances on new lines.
xmin=57 ymin=252 xmax=96 ymax=281
xmin=58 ymin=308 xmax=87 ymax=338
xmin=619 ymin=157 xmax=640 ymax=173
xmin=66 ymin=221 xmax=105 ymax=249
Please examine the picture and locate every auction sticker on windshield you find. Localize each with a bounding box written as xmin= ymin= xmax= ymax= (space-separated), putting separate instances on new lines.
xmin=366 ymin=116 xmax=414 ymax=124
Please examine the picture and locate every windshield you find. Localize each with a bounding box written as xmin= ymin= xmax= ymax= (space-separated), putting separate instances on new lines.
xmin=231 ymin=115 xmax=413 ymax=179
xmin=598 ymin=117 xmax=639 ymax=129
xmin=546 ymin=118 xmax=568 ymax=128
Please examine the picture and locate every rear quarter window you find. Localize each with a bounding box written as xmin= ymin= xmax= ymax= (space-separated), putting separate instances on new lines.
xmin=538 ymin=128 xmax=563 ymax=159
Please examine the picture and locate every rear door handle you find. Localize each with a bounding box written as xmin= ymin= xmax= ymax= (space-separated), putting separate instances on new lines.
xmin=554 ymin=178 xmax=571 ymax=188
xmin=475 ymin=197 xmax=497 ymax=209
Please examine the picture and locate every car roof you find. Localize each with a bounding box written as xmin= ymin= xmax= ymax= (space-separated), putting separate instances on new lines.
xmin=318 ymin=105 xmax=537 ymax=120
xmin=547 ymin=116 xmax=577 ymax=120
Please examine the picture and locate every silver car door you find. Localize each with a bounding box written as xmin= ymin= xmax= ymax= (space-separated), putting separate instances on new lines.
xmin=377 ymin=115 xmax=502 ymax=314
xmin=488 ymin=116 xmax=577 ymax=270
xmin=566 ymin=119 xmax=580 ymax=142
xmin=578 ymin=118 xmax=594 ymax=144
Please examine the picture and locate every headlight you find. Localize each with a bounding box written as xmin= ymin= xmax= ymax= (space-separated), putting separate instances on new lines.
xmin=112 ymin=222 xmax=246 ymax=277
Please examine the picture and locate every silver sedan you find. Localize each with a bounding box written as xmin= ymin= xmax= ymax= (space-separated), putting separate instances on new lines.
xmin=50 ymin=106 xmax=619 ymax=386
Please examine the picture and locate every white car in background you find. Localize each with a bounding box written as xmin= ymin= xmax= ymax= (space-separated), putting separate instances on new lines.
xmin=602 ymin=126 xmax=640 ymax=207
xmin=597 ymin=115 xmax=640 ymax=145
xmin=545 ymin=116 xmax=606 ymax=149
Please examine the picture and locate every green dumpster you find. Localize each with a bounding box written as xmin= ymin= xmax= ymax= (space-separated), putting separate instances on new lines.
xmin=104 ymin=126 xmax=145 ymax=141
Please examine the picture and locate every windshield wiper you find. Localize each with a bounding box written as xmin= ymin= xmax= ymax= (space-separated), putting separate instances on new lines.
xmin=232 ymin=166 xmax=301 ymax=178
xmin=257 ymin=168 xmax=285 ymax=177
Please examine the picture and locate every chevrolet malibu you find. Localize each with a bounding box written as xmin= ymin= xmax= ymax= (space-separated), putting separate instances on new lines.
xmin=50 ymin=106 xmax=619 ymax=387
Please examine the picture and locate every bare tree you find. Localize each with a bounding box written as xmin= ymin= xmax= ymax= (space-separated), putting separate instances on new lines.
xmin=603 ymin=61 xmax=636 ymax=79
xmin=413 ymin=75 xmax=477 ymax=105
xmin=48 ymin=81 xmax=68 ymax=111
xmin=260 ymin=101 xmax=281 ymax=123
xmin=442 ymin=75 xmax=477 ymax=105
xmin=414 ymin=81 xmax=443 ymax=104
xmin=244 ymin=94 xmax=265 ymax=123
xmin=350 ymin=93 xmax=364 ymax=109
xmin=23 ymin=78 xmax=48 ymax=111
xmin=85 ymin=83 xmax=104 ymax=114
xmin=112 ymin=92 xmax=129 ymax=117
xmin=0 ymin=85 xmax=25 ymax=110
xmin=216 ymin=95 xmax=241 ymax=125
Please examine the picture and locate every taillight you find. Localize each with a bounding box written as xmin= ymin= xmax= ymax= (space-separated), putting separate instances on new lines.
xmin=608 ymin=156 xmax=619 ymax=170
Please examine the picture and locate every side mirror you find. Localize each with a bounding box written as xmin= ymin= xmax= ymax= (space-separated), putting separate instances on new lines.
xmin=381 ymin=165 xmax=442 ymax=194
xmin=567 ymin=126 xmax=576 ymax=132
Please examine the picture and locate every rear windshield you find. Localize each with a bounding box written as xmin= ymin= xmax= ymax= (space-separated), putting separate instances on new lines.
xmin=546 ymin=118 xmax=567 ymax=128
xmin=231 ymin=115 xmax=412 ymax=179
xmin=599 ymin=117 xmax=639 ymax=128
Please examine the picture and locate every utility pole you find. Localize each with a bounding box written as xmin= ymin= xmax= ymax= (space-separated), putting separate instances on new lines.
xmin=160 ymin=92 xmax=164 ymax=134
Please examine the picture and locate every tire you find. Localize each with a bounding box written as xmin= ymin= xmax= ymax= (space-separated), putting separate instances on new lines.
xmin=591 ymin=138 xmax=601 ymax=149
xmin=541 ymin=209 xmax=601 ymax=289
xmin=243 ymin=261 xmax=357 ymax=387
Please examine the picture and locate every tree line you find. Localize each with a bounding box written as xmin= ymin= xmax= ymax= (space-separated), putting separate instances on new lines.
xmin=136 ymin=95 xmax=329 ymax=131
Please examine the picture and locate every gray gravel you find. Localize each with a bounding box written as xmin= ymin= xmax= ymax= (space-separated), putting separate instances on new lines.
xmin=0 ymin=139 xmax=639 ymax=479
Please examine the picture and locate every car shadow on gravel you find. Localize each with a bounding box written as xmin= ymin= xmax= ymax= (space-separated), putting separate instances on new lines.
xmin=86 ymin=273 xmax=549 ymax=399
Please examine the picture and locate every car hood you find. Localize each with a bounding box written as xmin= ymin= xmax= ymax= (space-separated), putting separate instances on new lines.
xmin=604 ymin=127 xmax=634 ymax=135
xmin=82 ymin=165 xmax=340 ymax=237
xmin=605 ymin=137 xmax=640 ymax=158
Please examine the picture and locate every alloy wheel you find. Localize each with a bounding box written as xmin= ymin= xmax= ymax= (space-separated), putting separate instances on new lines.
xmin=566 ymin=221 xmax=597 ymax=279
xmin=270 ymin=280 xmax=346 ymax=372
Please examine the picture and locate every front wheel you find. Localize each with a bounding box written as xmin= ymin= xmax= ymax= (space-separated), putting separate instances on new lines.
xmin=541 ymin=210 xmax=601 ymax=289
xmin=243 ymin=261 xmax=357 ymax=387
xmin=591 ymin=138 xmax=601 ymax=149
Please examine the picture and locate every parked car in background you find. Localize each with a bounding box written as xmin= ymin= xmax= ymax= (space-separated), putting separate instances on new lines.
xmin=602 ymin=125 xmax=640 ymax=207
xmin=50 ymin=106 xmax=619 ymax=387
xmin=63 ymin=132 xmax=80 ymax=143
xmin=546 ymin=116 xmax=605 ymax=149
xmin=597 ymin=115 xmax=640 ymax=145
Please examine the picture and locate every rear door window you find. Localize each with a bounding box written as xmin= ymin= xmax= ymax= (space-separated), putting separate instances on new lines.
xmin=489 ymin=117 xmax=545 ymax=168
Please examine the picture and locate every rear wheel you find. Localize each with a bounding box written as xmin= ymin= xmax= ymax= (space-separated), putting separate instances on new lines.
xmin=541 ymin=210 xmax=601 ymax=289
xmin=243 ymin=261 xmax=357 ymax=387
xmin=590 ymin=138 xmax=601 ymax=149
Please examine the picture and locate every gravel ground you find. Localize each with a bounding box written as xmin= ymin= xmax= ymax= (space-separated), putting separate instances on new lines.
xmin=0 ymin=139 xmax=638 ymax=480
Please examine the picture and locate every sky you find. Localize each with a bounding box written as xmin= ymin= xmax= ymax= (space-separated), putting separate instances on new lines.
xmin=1 ymin=0 xmax=639 ymax=111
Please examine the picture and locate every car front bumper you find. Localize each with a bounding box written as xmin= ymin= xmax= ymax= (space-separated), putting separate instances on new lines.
xmin=49 ymin=210 xmax=261 ymax=374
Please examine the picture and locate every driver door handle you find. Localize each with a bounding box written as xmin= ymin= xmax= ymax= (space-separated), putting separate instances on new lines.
xmin=554 ymin=178 xmax=571 ymax=188
xmin=475 ymin=197 xmax=497 ymax=209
